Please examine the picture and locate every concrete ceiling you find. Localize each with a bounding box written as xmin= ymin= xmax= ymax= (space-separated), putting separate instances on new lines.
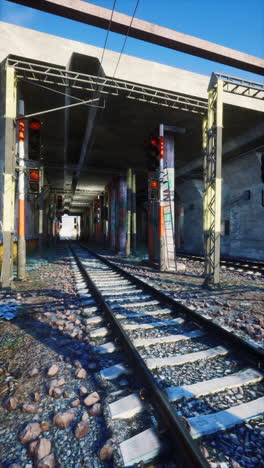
xmin=18 ymin=53 xmax=264 ymax=214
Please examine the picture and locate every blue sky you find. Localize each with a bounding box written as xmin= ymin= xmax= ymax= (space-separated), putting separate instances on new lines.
xmin=1 ymin=0 xmax=264 ymax=81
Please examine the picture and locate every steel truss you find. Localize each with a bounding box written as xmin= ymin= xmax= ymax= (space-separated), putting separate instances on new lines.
xmin=5 ymin=57 xmax=207 ymax=115
xmin=203 ymin=73 xmax=264 ymax=286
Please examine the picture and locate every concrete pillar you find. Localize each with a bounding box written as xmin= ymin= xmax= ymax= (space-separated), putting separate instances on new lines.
xmin=110 ymin=182 xmax=116 ymax=250
xmin=118 ymin=176 xmax=127 ymax=254
xmin=38 ymin=165 xmax=44 ymax=250
xmin=125 ymin=168 xmax=132 ymax=256
xmin=162 ymin=132 xmax=176 ymax=271
xmin=131 ymin=170 xmax=137 ymax=255
xmin=0 ymin=66 xmax=17 ymax=288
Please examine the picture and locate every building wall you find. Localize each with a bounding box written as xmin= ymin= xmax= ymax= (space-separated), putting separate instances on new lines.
xmin=221 ymin=151 xmax=264 ymax=259
xmin=177 ymin=150 xmax=264 ymax=259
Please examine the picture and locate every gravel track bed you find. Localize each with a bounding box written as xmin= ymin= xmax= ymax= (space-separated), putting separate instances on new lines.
xmin=97 ymin=250 xmax=264 ymax=349
xmin=139 ymin=335 xmax=219 ymax=359
xmin=154 ymin=355 xmax=242 ymax=388
xmin=113 ymin=313 xmax=180 ymax=326
xmin=200 ymin=417 xmax=264 ymax=468
xmin=126 ymin=321 xmax=193 ymax=340
xmin=173 ymin=381 xmax=264 ymax=417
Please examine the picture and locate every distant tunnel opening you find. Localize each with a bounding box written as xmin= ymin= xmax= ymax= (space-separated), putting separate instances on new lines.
xmin=60 ymin=215 xmax=81 ymax=240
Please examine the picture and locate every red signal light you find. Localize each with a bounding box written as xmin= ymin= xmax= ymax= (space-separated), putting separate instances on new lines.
xmin=150 ymin=180 xmax=158 ymax=190
xmin=57 ymin=195 xmax=63 ymax=210
xmin=29 ymin=170 xmax=40 ymax=182
xmin=29 ymin=119 xmax=41 ymax=130
xmin=150 ymin=137 xmax=159 ymax=146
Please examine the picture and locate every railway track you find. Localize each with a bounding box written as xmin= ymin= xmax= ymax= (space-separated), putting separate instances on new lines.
xmin=176 ymin=251 xmax=264 ymax=276
xmin=70 ymin=243 xmax=264 ymax=468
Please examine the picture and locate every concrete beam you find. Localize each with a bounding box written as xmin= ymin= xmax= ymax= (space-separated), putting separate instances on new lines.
xmin=176 ymin=121 xmax=264 ymax=178
xmin=7 ymin=0 xmax=264 ymax=76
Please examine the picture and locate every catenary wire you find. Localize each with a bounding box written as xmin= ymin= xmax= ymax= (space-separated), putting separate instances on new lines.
xmin=112 ymin=0 xmax=141 ymax=78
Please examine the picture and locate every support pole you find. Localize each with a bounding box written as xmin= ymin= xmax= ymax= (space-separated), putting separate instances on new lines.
xmin=17 ymin=99 xmax=26 ymax=279
xmin=159 ymin=124 xmax=165 ymax=271
xmin=38 ymin=165 xmax=44 ymax=250
xmin=163 ymin=132 xmax=176 ymax=271
xmin=131 ymin=170 xmax=137 ymax=255
xmin=203 ymin=79 xmax=223 ymax=287
xmin=125 ymin=168 xmax=132 ymax=257
xmin=202 ymin=116 xmax=208 ymax=274
xmin=118 ymin=176 xmax=127 ymax=254
xmin=0 ymin=66 xmax=17 ymax=288
xmin=110 ymin=182 xmax=116 ymax=250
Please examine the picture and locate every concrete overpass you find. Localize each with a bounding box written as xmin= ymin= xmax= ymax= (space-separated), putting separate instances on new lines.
xmin=0 ymin=21 xmax=263 ymax=287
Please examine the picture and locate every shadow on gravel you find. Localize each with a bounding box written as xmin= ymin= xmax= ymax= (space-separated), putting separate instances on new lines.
xmin=1 ymin=287 xmax=114 ymax=468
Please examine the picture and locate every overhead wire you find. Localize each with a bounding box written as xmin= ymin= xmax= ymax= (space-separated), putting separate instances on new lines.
xmin=82 ymin=0 xmax=141 ymax=190
xmin=112 ymin=0 xmax=140 ymax=79
xmin=96 ymin=0 xmax=117 ymax=79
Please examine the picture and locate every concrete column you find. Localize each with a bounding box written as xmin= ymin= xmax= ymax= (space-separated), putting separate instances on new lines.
xmin=38 ymin=165 xmax=44 ymax=250
xmin=0 ymin=66 xmax=17 ymax=288
xmin=125 ymin=168 xmax=132 ymax=256
xmin=131 ymin=170 xmax=137 ymax=255
xmin=110 ymin=182 xmax=116 ymax=250
xmin=118 ymin=176 xmax=127 ymax=254
xmin=148 ymin=174 xmax=159 ymax=263
xmin=17 ymin=99 xmax=26 ymax=279
xmin=100 ymin=193 xmax=104 ymax=243
xmin=162 ymin=133 xmax=176 ymax=271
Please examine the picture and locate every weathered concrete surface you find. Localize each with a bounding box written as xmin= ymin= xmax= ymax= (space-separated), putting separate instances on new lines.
xmin=177 ymin=149 xmax=264 ymax=259
xmin=0 ymin=21 xmax=263 ymax=112
xmin=7 ymin=0 xmax=264 ymax=75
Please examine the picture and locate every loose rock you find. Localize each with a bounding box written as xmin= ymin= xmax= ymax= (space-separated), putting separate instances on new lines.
xmin=29 ymin=367 xmax=39 ymax=377
xmin=34 ymin=392 xmax=41 ymax=402
xmin=99 ymin=440 xmax=114 ymax=461
xmin=84 ymin=391 xmax=100 ymax=407
xmin=34 ymin=438 xmax=51 ymax=462
xmin=19 ymin=422 xmax=42 ymax=444
xmin=23 ymin=404 xmax=39 ymax=414
xmin=51 ymin=387 xmax=62 ymax=399
xmin=28 ymin=440 xmax=38 ymax=457
xmin=37 ymin=453 xmax=55 ymax=468
xmin=53 ymin=410 xmax=76 ymax=429
xmin=70 ymin=398 xmax=80 ymax=408
xmin=2 ymin=396 xmax=17 ymax=411
xmin=47 ymin=364 xmax=59 ymax=377
xmin=75 ymin=368 xmax=87 ymax=379
xmin=40 ymin=421 xmax=50 ymax=432
xmin=74 ymin=421 xmax=89 ymax=439
xmin=81 ymin=411 xmax=89 ymax=421
xmin=79 ymin=385 xmax=88 ymax=397
xmin=89 ymin=403 xmax=102 ymax=416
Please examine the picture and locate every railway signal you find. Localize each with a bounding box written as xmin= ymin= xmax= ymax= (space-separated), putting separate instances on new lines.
xmin=146 ymin=136 xmax=160 ymax=171
xmin=28 ymin=118 xmax=42 ymax=160
xmin=57 ymin=195 xmax=63 ymax=210
xmin=29 ymin=169 xmax=40 ymax=193
xmin=149 ymin=177 xmax=159 ymax=200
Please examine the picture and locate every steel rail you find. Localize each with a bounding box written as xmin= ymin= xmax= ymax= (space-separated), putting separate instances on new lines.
xmin=175 ymin=251 xmax=264 ymax=275
xmin=6 ymin=58 xmax=208 ymax=114
xmin=80 ymin=244 xmax=264 ymax=369
xmin=70 ymin=244 xmax=209 ymax=468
